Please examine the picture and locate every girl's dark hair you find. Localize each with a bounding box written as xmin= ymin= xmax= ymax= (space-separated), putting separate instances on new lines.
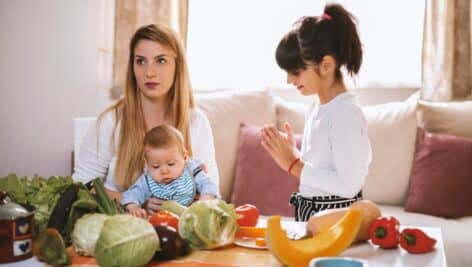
xmin=275 ymin=30 xmax=306 ymax=73
xmin=298 ymin=3 xmax=363 ymax=78
xmin=276 ymin=3 xmax=362 ymax=79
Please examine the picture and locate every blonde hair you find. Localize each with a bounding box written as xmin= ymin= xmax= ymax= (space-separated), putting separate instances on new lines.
xmin=97 ymin=24 xmax=194 ymax=190
xmin=143 ymin=125 xmax=185 ymax=159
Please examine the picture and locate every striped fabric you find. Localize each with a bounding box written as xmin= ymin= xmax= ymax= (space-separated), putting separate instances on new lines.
xmin=146 ymin=166 xmax=196 ymax=206
xmin=289 ymin=191 xmax=363 ymax=222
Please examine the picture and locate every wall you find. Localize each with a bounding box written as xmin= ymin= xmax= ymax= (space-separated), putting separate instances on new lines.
xmin=0 ymin=0 xmax=111 ymax=177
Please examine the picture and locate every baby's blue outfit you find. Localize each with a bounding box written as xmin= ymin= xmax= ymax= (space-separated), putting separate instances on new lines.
xmin=121 ymin=158 xmax=218 ymax=207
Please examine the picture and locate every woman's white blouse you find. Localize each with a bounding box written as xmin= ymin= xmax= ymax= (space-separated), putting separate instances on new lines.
xmin=72 ymin=108 xmax=220 ymax=193
xmin=299 ymin=92 xmax=372 ymax=198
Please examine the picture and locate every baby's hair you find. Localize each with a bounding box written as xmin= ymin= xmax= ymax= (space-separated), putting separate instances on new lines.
xmin=143 ymin=125 xmax=185 ymax=158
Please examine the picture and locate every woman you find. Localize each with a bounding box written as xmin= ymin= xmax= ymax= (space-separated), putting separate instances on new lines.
xmin=73 ymin=24 xmax=219 ymax=213
xmin=261 ymin=4 xmax=372 ymax=221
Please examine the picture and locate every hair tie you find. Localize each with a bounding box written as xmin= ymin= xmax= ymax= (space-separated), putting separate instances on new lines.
xmin=321 ymin=13 xmax=332 ymax=20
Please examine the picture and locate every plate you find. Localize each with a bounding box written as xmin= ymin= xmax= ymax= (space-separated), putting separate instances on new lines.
xmin=233 ymin=237 xmax=268 ymax=250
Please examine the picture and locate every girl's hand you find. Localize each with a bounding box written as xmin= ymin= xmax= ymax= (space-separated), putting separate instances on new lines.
xmin=126 ymin=203 xmax=148 ymax=218
xmin=144 ymin=197 xmax=165 ymax=214
xmin=260 ymin=122 xmax=300 ymax=171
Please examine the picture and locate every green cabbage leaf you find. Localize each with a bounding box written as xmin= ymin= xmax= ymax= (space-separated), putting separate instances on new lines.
xmin=177 ymin=199 xmax=238 ymax=250
xmin=71 ymin=213 xmax=108 ymax=256
xmin=94 ymin=214 xmax=159 ymax=267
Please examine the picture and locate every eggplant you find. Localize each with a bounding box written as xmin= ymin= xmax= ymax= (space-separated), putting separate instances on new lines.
xmin=153 ymin=225 xmax=191 ymax=261
xmin=47 ymin=183 xmax=79 ymax=235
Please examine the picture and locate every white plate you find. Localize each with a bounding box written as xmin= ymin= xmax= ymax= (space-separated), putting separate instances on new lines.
xmin=233 ymin=237 xmax=268 ymax=250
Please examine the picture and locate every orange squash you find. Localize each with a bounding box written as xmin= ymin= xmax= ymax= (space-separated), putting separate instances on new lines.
xmin=307 ymin=200 xmax=381 ymax=241
xmin=266 ymin=209 xmax=362 ymax=267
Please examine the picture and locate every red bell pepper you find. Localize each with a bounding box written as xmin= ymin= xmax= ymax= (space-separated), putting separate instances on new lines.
xmin=368 ymin=216 xmax=400 ymax=248
xmin=400 ymin=228 xmax=436 ymax=254
xmin=149 ymin=210 xmax=179 ymax=230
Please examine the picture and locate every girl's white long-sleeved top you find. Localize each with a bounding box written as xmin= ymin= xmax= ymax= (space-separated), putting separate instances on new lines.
xmin=299 ymin=92 xmax=372 ymax=199
xmin=72 ymin=108 xmax=220 ymax=193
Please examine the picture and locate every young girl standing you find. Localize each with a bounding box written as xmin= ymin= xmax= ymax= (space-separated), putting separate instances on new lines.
xmin=261 ymin=3 xmax=372 ymax=221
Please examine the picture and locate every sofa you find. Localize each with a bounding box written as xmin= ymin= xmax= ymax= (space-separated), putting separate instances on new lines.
xmin=195 ymin=89 xmax=472 ymax=267
xmin=74 ymin=89 xmax=472 ymax=267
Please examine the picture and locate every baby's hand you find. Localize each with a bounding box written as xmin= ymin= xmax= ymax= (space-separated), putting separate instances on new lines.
xmin=126 ymin=203 xmax=148 ymax=218
xmin=199 ymin=194 xmax=216 ymax=201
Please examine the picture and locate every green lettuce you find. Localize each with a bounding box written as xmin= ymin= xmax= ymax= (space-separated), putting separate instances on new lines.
xmin=0 ymin=174 xmax=73 ymax=231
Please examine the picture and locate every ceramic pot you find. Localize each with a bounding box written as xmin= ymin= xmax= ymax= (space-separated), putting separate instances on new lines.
xmin=0 ymin=191 xmax=35 ymax=263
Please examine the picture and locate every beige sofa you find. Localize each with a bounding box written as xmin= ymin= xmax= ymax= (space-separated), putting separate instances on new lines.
xmin=195 ymin=89 xmax=472 ymax=267
xmin=74 ymin=89 xmax=471 ymax=266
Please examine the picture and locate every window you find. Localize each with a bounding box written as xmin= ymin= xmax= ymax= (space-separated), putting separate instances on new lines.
xmin=187 ymin=0 xmax=424 ymax=91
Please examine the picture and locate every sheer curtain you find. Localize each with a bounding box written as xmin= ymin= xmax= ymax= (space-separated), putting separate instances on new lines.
xmin=110 ymin=0 xmax=188 ymax=99
xmin=422 ymin=0 xmax=471 ymax=101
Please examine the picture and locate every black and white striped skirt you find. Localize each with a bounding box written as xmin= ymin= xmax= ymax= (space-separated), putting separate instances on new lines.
xmin=289 ymin=191 xmax=363 ymax=222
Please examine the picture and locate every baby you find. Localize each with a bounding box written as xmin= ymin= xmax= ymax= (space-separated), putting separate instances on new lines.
xmin=121 ymin=125 xmax=218 ymax=218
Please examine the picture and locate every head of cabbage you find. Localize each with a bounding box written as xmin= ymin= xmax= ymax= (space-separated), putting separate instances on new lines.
xmin=177 ymin=199 xmax=238 ymax=250
xmin=71 ymin=213 xmax=108 ymax=256
xmin=94 ymin=214 xmax=159 ymax=267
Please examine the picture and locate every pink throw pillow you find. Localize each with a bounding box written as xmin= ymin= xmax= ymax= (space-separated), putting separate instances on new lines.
xmin=231 ymin=123 xmax=301 ymax=216
xmin=405 ymin=128 xmax=472 ymax=218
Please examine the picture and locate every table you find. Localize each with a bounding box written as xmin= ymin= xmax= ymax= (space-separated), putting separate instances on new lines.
xmin=0 ymin=226 xmax=446 ymax=267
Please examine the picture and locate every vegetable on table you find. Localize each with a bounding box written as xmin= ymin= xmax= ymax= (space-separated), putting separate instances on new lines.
xmin=161 ymin=199 xmax=239 ymax=250
xmin=32 ymin=228 xmax=70 ymax=266
xmin=94 ymin=214 xmax=159 ymax=267
xmin=255 ymin=238 xmax=266 ymax=247
xmin=368 ymin=216 xmax=400 ymax=249
xmin=400 ymin=228 xmax=436 ymax=254
xmin=0 ymin=174 xmax=73 ymax=232
xmin=153 ymin=225 xmax=191 ymax=261
xmin=47 ymin=184 xmax=80 ymax=238
xmin=235 ymin=204 xmax=259 ymax=227
xmin=149 ymin=210 xmax=179 ymax=230
xmin=71 ymin=213 xmax=108 ymax=256
xmin=307 ymin=199 xmax=381 ymax=242
xmin=235 ymin=226 xmax=266 ymax=239
xmin=266 ymin=208 xmax=362 ymax=267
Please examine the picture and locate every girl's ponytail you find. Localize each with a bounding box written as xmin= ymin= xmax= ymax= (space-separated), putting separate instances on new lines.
xmin=297 ymin=3 xmax=363 ymax=78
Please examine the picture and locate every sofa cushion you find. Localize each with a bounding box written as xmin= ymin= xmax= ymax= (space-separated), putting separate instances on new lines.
xmin=275 ymin=96 xmax=308 ymax=134
xmin=418 ymin=99 xmax=472 ymax=138
xmin=362 ymin=93 xmax=419 ymax=205
xmin=196 ymin=89 xmax=277 ymax=201
xmin=231 ymin=123 xmax=301 ymax=216
xmin=404 ymin=129 xmax=472 ymax=218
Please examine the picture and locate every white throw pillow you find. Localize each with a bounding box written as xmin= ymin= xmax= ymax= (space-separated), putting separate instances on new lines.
xmin=418 ymin=99 xmax=472 ymax=138
xmin=362 ymin=93 xmax=419 ymax=205
xmin=196 ymin=89 xmax=277 ymax=201
xmin=275 ymin=96 xmax=308 ymax=134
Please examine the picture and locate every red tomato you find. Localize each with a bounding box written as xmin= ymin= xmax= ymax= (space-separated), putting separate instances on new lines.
xmin=149 ymin=210 xmax=179 ymax=230
xmin=235 ymin=204 xmax=259 ymax=227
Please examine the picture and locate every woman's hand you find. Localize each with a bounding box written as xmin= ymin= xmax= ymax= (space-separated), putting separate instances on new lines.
xmin=260 ymin=122 xmax=300 ymax=171
xmin=144 ymin=197 xmax=165 ymax=215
